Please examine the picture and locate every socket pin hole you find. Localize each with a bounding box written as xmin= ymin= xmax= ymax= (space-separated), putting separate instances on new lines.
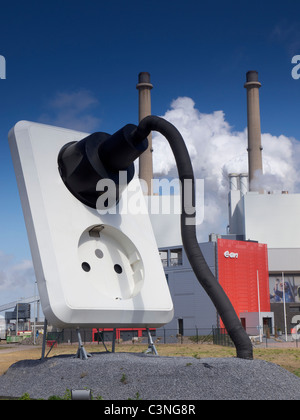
xmin=95 ymin=249 xmax=104 ymax=259
xmin=114 ymin=264 xmax=122 ymax=274
xmin=82 ymin=262 xmax=91 ymax=272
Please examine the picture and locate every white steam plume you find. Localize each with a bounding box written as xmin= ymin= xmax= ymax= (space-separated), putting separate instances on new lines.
xmin=151 ymin=97 xmax=300 ymax=241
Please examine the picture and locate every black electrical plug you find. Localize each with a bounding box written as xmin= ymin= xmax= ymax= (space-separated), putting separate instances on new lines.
xmin=58 ymin=124 xmax=148 ymax=208
xmin=131 ymin=115 xmax=254 ymax=360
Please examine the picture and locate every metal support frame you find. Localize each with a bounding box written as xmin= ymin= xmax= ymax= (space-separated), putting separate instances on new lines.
xmin=97 ymin=328 xmax=109 ymax=352
xmin=145 ymin=328 xmax=158 ymax=355
xmin=112 ymin=328 xmax=116 ymax=353
xmin=75 ymin=328 xmax=92 ymax=360
xmin=41 ymin=318 xmax=48 ymax=360
xmin=41 ymin=323 xmax=158 ymax=359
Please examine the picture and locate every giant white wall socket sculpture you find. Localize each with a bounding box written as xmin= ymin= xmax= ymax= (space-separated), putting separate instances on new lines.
xmin=9 ymin=121 xmax=174 ymax=328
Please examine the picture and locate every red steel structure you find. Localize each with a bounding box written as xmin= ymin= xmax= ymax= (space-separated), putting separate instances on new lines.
xmin=92 ymin=328 xmax=155 ymax=342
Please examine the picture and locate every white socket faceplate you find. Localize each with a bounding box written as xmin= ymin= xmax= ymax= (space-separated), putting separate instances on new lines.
xmin=9 ymin=121 xmax=174 ymax=328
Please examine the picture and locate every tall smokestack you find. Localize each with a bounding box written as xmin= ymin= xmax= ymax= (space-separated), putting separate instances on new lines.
xmin=136 ymin=72 xmax=153 ymax=195
xmin=244 ymin=71 xmax=263 ymax=192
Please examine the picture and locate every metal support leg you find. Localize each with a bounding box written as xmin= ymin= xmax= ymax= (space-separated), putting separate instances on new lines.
xmin=112 ymin=328 xmax=116 ymax=353
xmin=75 ymin=329 xmax=91 ymax=360
xmin=41 ymin=318 xmax=48 ymax=360
xmin=145 ymin=328 xmax=158 ymax=355
xmin=97 ymin=329 xmax=109 ymax=352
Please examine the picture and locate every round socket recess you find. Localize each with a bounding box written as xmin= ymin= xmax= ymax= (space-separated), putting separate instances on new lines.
xmin=78 ymin=224 xmax=144 ymax=300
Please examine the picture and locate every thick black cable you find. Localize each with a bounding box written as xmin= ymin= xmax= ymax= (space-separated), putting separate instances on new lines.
xmin=131 ymin=115 xmax=253 ymax=360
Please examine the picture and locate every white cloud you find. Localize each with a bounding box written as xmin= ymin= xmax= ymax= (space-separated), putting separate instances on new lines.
xmin=271 ymin=20 xmax=300 ymax=55
xmin=0 ymin=252 xmax=35 ymax=304
xmin=152 ymin=97 xmax=300 ymax=241
xmin=39 ymin=89 xmax=101 ymax=132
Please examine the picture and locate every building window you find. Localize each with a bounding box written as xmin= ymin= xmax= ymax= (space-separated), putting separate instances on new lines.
xmin=159 ymin=248 xmax=183 ymax=267
xmin=170 ymin=248 xmax=183 ymax=266
xmin=159 ymin=250 xmax=168 ymax=267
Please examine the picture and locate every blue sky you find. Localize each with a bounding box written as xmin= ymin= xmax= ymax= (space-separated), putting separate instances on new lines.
xmin=1 ymin=0 xmax=300 ymax=304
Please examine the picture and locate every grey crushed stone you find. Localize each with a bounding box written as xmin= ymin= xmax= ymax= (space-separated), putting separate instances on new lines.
xmin=0 ymin=352 xmax=300 ymax=400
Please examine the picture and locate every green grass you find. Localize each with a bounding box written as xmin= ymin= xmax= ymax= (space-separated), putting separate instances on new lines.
xmin=114 ymin=343 xmax=300 ymax=377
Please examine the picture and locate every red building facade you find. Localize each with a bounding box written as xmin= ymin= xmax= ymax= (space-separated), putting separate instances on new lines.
xmin=217 ymin=239 xmax=270 ymax=328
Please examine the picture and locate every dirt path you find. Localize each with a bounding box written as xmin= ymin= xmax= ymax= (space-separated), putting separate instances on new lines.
xmin=0 ymin=345 xmax=42 ymax=375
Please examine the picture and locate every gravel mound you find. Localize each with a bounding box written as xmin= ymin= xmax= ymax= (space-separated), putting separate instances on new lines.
xmin=0 ymin=352 xmax=300 ymax=400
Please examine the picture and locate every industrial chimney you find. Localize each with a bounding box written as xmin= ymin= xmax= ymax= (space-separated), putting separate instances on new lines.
xmin=136 ymin=72 xmax=153 ymax=195
xmin=244 ymin=71 xmax=263 ymax=192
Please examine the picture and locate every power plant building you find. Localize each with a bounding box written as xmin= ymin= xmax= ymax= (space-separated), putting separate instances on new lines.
xmin=152 ymin=71 xmax=300 ymax=337
xmin=156 ymin=178 xmax=300 ymax=336
xmin=157 ymin=238 xmax=272 ymax=337
xmin=228 ymin=176 xmax=300 ymax=333
xmin=226 ymin=71 xmax=300 ymax=333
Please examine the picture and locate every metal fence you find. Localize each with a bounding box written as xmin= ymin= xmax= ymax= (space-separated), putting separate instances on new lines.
xmin=47 ymin=329 xmax=93 ymax=344
xmin=211 ymin=328 xmax=300 ymax=349
xmin=46 ymin=327 xmax=300 ymax=349
xmin=212 ymin=328 xmax=234 ymax=347
xmin=155 ymin=328 xmax=213 ymax=344
xmin=46 ymin=327 xmax=214 ymax=345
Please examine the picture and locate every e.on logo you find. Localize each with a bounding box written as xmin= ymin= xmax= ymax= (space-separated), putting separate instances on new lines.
xmin=224 ymin=250 xmax=238 ymax=259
